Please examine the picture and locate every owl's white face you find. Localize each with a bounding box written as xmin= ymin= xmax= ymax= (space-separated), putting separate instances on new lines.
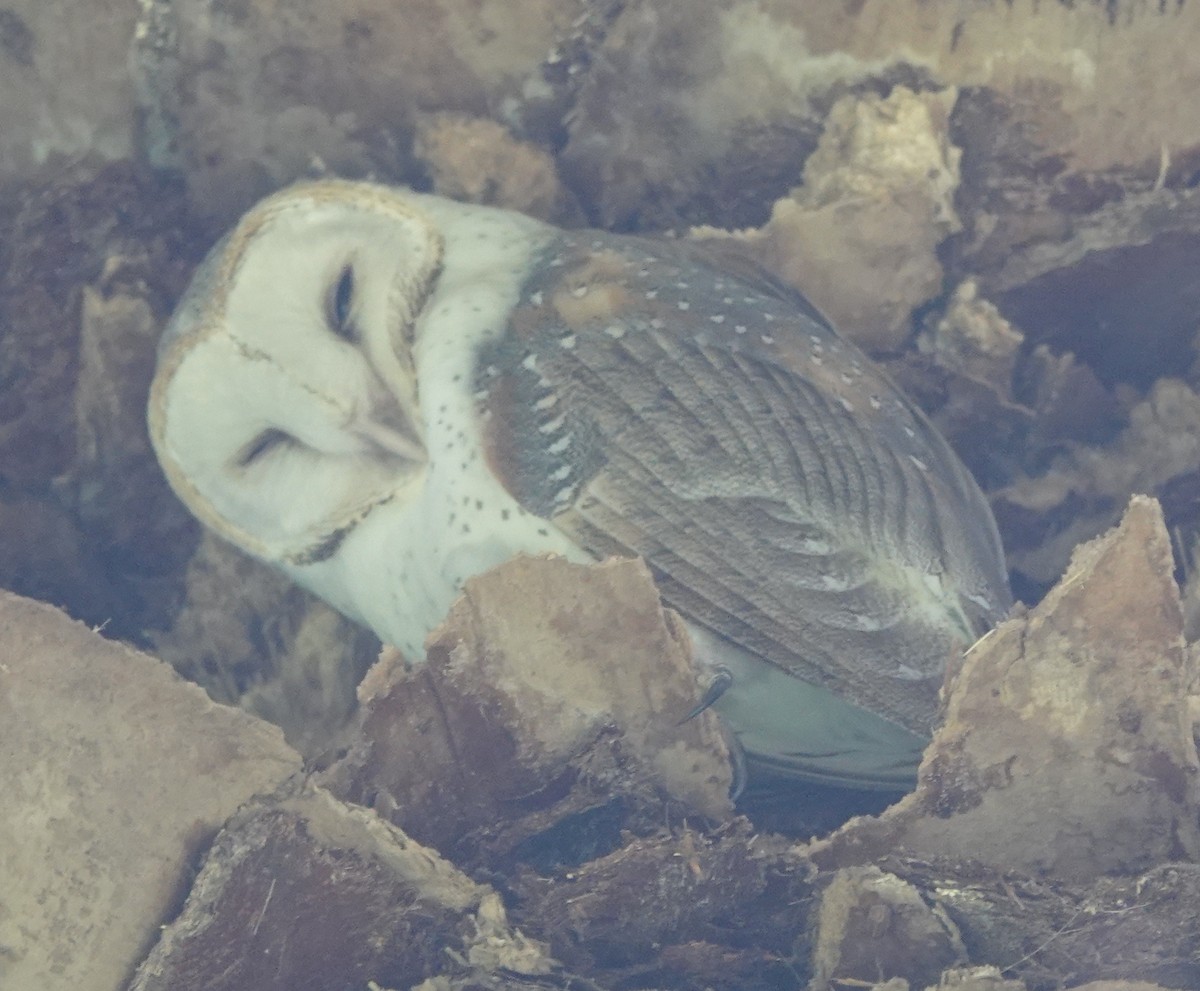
xmin=149 ymin=182 xmax=444 ymax=564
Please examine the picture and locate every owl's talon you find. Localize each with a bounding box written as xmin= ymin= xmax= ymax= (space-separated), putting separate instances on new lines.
xmin=680 ymin=665 xmax=734 ymax=724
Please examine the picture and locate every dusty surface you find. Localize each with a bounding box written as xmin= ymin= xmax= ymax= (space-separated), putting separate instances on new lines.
xmin=5 ymin=2 xmax=1200 ymax=990
xmin=0 ymin=591 xmax=301 ymax=991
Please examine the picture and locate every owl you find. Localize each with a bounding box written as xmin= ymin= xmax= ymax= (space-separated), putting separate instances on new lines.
xmin=148 ymin=179 xmax=1011 ymax=790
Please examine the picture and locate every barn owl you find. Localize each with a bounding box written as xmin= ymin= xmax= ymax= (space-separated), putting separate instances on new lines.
xmin=148 ymin=179 xmax=1011 ymax=790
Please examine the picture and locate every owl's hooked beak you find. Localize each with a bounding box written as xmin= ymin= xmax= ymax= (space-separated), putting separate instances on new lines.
xmin=351 ymin=383 xmax=426 ymax=466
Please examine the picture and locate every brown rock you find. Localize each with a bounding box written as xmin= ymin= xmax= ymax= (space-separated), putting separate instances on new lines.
xmin=127 ymin=786 xmax=556 ymax=991
xmin=812 ymin=496 xmax=1200 ymax=882
xmin=810 ymin=866 xmax=966 ymax=991
xmin=322 ymin=554 xmax=733 ymax=867
xmin=0 ymin=0 xmax=138 ymax=178
xmin=134 ymin=0 xmax=581 ymax=220
xmin=413 ymin=113 xmax=581 ymax=224
xmin=742 ymin=86 xmax=961 ymax=354
xmin=928 ymin=967 xmax=1027 ymax=991
xmin=0 ymin=591 xmax=302 ymax=991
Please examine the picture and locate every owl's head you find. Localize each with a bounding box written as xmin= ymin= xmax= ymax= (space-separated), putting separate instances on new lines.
xmin=148 ymin=180 xmax=443 ymax=565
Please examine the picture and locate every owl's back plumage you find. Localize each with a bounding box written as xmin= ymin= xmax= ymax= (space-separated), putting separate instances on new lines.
xmin=149 ymin=181 xmax=1011 ymax=790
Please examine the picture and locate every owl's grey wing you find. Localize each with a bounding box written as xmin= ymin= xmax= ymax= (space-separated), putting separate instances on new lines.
xmin=476 ymin=235 xmax=1010 ymax=735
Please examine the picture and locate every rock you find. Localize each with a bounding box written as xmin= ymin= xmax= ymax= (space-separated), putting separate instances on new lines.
xmin=929 ymin=966 xmax=1027 ymax=991
xmin=562 ymin=1 xmax=1200 ymax=233
xmin=507 ymin=824 xmax=814 ymax=987
xmin=321 ymin=554 xmax=733 ymax=868
xmin=0 ymin=0 xmax=138 ymax=179
xmin=0 ymin=160 xmax=201 ymax=635
xmin=132 ymin=0 xmax=582 ymax=221
xmin=0 ymin=590 xmax=302 ymax=991
xmin=811 ymin=496 xmax=1200 ymax=882
xmin=127 ymin=786 xmax=556 ymax=991
xmin=413 ymin=113 xmax=581 ymax=224
xmin=810 ymin=866 xmax=966 ymax=991
xmin=149 ymin=533 xmax=378 ymax=761
xmin=736 ymin=86 xmax=961 ymax=354
xmin=996 ymin=378 xmax=1200 ymax=589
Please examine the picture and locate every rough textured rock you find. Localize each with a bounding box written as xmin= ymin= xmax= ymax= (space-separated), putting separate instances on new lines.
xmin=413 ymin=112 xmax=581 ymax=224
xmin=810 ymin=866 xmax=966 ymax=991
xmin=127 ymin=786 xmax=556 ymax=991
xmin=812 ymin=496 xmax=1200 ymax=882
xmin=562 ymin=1 xmax=1200 ymax=227
xmin=928 ymin=968 xmax=1029 ymax=991
xmin=508 ymin=824 xmax=816 ymax=989
xmin=149 ymin=533 xmax=378 ymax=760
xmin=696 ymin=86 xmax=961 ymax=353
xmin=0 ymin=0 xmax=138 ymax=178
xmin=132 ymin=0 xmax=583 ymax=221
xmin=871 ymin=859 xmax=1200 ymax=990
xmin=997 ymin=378 xmax=1200 ymax=590
xmin=0 ymin=161 xmax=200 ymax=636
xmin=322 ymin=555 xmax=733 ymax=869
xmin=0 ymin=590 xmax=302 ymax=991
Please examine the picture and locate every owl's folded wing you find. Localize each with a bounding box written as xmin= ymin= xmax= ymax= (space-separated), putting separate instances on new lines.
xmin=476 ymin=240 xmax=1010 ymax=734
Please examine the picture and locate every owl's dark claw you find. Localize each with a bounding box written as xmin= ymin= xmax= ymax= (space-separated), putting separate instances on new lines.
xmin=679 ymin=665 xmax=734 ymax=724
